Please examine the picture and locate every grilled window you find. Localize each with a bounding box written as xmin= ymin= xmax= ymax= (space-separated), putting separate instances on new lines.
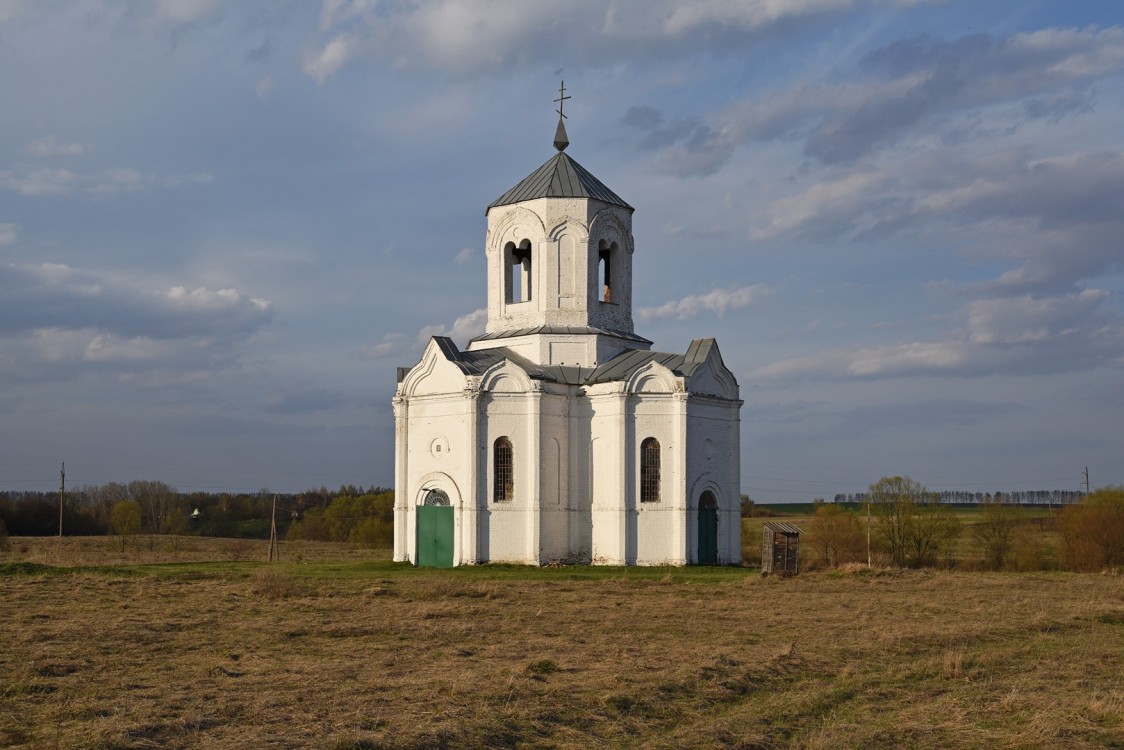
xmin=494 ymin=436 xmax=514 ymax=502
xmin=640 ymin=437 xmax=660 ymax=503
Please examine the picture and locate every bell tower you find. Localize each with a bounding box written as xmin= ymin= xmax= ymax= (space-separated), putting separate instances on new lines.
xmin=468 ymin=83 xmax=650 ymax=368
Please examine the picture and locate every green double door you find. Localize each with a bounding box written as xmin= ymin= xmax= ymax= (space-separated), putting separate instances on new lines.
xmin=697 ymin=507 xmax=718 ymax=565
xmin=416 ymin=505 xmax=454 ymax=568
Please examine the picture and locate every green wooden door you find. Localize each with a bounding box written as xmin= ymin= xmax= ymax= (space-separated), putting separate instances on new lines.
xmin=698 ymin=507 xmax=718 ymax=565
xmin=416 ymin=505 xmax=454 ymax=568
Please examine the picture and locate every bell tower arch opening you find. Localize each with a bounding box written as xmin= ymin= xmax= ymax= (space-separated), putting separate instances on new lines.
xmin=504 ymin=239 xmax=533 ymax=304
xmin=598 ymin=239 xmax=619 ymax=304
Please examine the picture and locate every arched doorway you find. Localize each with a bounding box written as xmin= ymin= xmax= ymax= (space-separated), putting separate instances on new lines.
xmin=697 ymin=491 xmax=718 ymax=565
xmin=416 ymin=488 xmax=453 ymax=568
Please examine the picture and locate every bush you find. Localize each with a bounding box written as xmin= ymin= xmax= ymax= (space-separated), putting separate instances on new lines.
xmin=1058 ymin=487 xmax=1124 ymax=571
xmin=0 ymin=517 xmax=9 ymax=553
xmin=808 ymin=505 xmax=864 ymax=567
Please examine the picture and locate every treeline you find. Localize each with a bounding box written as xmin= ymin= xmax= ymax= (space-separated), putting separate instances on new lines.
xmin=831 ymin=489 xmax=1085 ymax=506
xmin=285 ymin=491 xmax=395 ymax=548
xmin=0 ymin=483 xmax=392 ymax=541
xmin=809 ymin=476 xmax=1123 ymax=572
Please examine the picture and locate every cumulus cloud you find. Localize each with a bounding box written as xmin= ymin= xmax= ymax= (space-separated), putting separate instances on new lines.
xmin=363 ymin=307 xmax=488 ymax=361
xmin=638 ymin=285 xmax=770 ymax=321
xmin=753 ymin=289 xmax=1124 ymax=380
xmin=302 ymin=0 xmax=930 ymax=82
xmin=417 ymin=307 xmax=488 ymax=344
xmin=635 ymin=26 xmax=1124 ymax=175
xmin=453 ymin=247 xmax=476 ymax=265
xmin=0 ymin=260 xmax=273 ymax=380
xmin=26 ymin=136 xmax=89 ymax=158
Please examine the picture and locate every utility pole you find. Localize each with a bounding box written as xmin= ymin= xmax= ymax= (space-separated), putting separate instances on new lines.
xmin=268 ymin=494 xmax=280 ymax=562
xmin=866 ymin=499 xmax=872 ymax=568
xmin=58 ymin=462 xmax=65 ymax=539
xmin=1083 ymin=466 xmax=1091 ymax=495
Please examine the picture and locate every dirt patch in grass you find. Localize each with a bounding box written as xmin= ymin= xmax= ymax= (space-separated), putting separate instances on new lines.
xmin=0 ymin=546 xmax=1121 ymax=748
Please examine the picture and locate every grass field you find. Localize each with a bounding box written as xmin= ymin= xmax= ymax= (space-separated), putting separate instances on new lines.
xmin=2 ymin=536 xmax=1122 ymax=749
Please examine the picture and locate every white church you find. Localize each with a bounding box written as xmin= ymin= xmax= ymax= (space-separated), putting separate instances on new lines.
xmin=393 ymin=98 xmax=743 ymax=566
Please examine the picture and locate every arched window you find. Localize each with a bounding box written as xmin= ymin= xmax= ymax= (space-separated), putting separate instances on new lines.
xmin=597 ymin=240 xmax=616 ymax=303
xmin=640 ymin=437 xmax=660 ymax=503
xmin=493 ymin=436 xmax=514 ymax=502
xmin=505 ymin=240 xmax=533 ymax=304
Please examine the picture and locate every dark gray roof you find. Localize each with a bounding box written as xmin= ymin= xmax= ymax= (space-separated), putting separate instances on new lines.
xmin=401 ymin=336 xmax=724 ymax=388
xmin=763 ymin=522 xmax=802 ymax=536
xmin=470 ymin=325 xmax=651 ymax=346
xmin=488 ymin=152 xmax=632 ymax=212
xmin=583 ymin=338 xmax=716 ymax=384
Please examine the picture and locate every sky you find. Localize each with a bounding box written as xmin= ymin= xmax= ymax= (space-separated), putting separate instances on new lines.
xmin=1 ymin=0 xmax=1122 ymax=502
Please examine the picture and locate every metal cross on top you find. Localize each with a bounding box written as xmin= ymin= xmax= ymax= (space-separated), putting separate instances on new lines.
xmin=554 ymin=80 xmax=571 ymax=120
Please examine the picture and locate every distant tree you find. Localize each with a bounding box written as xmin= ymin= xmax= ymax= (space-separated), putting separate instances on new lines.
xmin=1057 ymin=486 xmax=1124 ymax=571
xmin=90 ymin=482 xmax=131 ymax=530
xmin=972 ymin=500 xmax=1020 ymax=570
xmin=740 ymin=495 xmax=754 ymax=518
xmin=869 ymin=475 xmax=960 ymax=567
xmin=809 ymin=504 xmax=864 ymax=567
xmin=128 ymin=480 xmax=177 ymax=536
xmin=110 ymin=500 xmax=142 ymax=551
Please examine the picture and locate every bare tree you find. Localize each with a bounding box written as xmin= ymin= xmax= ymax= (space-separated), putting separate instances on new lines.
xmin=869 ymin=475 xmax=960 ymax=567
xmin=128 ymin=480 xmax=177 ymax=537
xmin=972 ymin=500 xmax=1020 ymax=570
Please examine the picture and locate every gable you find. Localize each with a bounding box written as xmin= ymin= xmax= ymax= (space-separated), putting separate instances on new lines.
xmin=479 ymin=358 xmax=535 ymax=393
xmin=399 ymin=339 xmax=471 ymax=398
xmin=626 ymin=359 xmax=679 ymax=394
xmin=684 ymin=341 xmax=739 ymax=400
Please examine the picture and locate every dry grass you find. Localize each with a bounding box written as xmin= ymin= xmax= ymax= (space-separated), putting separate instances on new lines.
xmin=1 ymin=534 xmax=390 ymax=567
xmin=1 ymin=538 xmax=1122 ymax=749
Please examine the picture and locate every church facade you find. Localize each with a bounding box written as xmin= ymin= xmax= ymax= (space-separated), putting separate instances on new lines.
xmin=393 ymin=116 xmax=742 ymax=566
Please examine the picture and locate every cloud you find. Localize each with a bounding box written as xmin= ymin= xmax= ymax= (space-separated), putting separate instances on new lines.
xmin=302 ymin=0 xmax=930 ymax=82
xmin=0 ymin=168 xmax=79 ymax=196
xmin=0 ymin=167 xmax=212 ymax=196
xmin=0 ymin=0 xmax=25 ymax=24
xmin=753 ymin=148 xmax=1124 ymax=293
xmin=140 ymin=0 xmax=225 ymax=29
xmin=753 ymin=289 xmax=1124 ymax=380
xmin=255 ymin=76 xmax=275 ymax=99
xmin=0 ymin=260 xmax=274 ymax=348
xmin=303 ymin=31 xmax=359 ymax=85
xmin=0 ymin=223 xmax=18 ymax=246
xmin=26 ymin=136 xmax=89 ymax=157
xmin=364 ymin=332 xmax=408 ymax=359
xmin=362 ymin=307 xmax=488 ymax=362
xmin=453 ymin=247 xmax=476 ymax=265
xmin=638 ymin=285 xmax=770 ymax=321
xmin=639 ymin=26 xmax=1124 ymax=175
xmin=260 ymin=386 xmax=349 ymax=414
xmin=417 ymin=307 xmax=488 ymax=344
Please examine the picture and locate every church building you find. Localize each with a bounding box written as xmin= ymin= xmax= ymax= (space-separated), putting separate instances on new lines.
xmin=393 ymin=98 xmax=743 ymax=566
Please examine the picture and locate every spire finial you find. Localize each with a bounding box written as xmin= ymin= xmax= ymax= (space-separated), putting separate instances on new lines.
xmin=553 ymin=80 xmax=571 ymax=152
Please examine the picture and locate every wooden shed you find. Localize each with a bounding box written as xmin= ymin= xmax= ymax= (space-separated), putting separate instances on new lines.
xmin=761 ymin=521 xmax=800 ymax=575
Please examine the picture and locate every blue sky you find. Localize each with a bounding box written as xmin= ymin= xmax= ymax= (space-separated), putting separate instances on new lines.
xmin=1 ymin=0 xmax=1122 ymax=501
